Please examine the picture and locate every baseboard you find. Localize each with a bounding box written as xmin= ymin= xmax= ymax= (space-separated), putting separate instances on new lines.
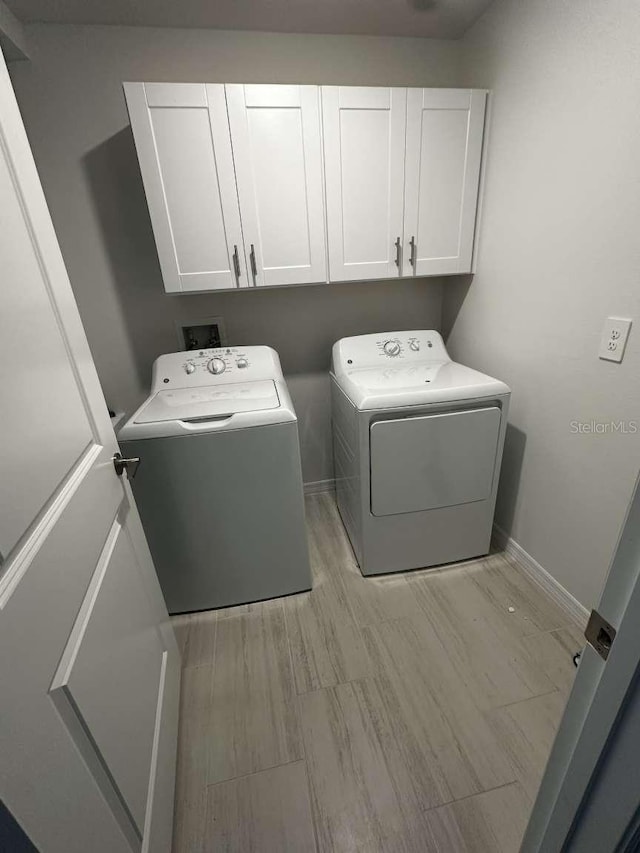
xmin=493 ymin=523 xmax=589 ymax=629
xmin=304 ymin=478 xmax=336 ymax=496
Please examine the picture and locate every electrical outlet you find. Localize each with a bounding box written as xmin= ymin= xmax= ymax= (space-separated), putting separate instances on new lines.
xmin=598 ymin=317 xmax=632 ymax=363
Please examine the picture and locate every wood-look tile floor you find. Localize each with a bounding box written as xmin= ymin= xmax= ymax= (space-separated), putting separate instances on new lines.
xmin=171 ymin=494 xmax=583 ymax=853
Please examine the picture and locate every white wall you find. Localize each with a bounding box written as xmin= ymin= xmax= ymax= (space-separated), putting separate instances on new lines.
xmin=8 ymin=24 xmax=457 ymax=483
xmin=444 ymin=0 xmax=640 ymax=609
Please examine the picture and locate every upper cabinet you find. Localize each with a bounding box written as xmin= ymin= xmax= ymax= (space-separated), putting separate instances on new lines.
xmin=403 ymin=89 xmax=486 ymax=277
xmin=125 ymin=82 xmax=488 ymax=294
xmin=226 ymin=85 xmax=327 ymax=287
xmin=322 ymin=86 xmax=487 ymax=282
xmin=322 ymin=87 xmax=407 ymax=282
xmin=124 ymin=83 xmax=248 ymax=293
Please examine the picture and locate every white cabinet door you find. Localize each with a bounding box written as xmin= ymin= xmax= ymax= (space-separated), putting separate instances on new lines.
xmin=322 ymin=86 xmax=407 ymax=282
xmin=124 ymin=82 xmax=248 ymax=293
xmin=226 ymin=84 xmax=327 ymax=287
xmin=1 ymin=54 xmax=179 ymax=853
xmin=403 ymin=88 xmax=486 ymax=276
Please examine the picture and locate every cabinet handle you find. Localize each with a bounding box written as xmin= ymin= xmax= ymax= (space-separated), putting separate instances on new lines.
xmin=409 ymin=236 xmax=417 ymax=268
xmin=232 ymin=245 xmax=241 ymax=284
xmin=249 ymin=243 xmax=258 ymax=284
xmin=394 ymin=236 xmax=402 ymax=268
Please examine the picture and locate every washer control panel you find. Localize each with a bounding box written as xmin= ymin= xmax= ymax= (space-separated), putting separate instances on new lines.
xmin=150 ymin=345 xmax=283 ymax=391
xmin=334 ymin=331 xmax=448 ymax=370
xmin=181 ymin=349 xmax=252 ymax=377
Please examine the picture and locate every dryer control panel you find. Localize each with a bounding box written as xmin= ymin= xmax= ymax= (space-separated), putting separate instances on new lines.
xmin=332 ymin=330 xmax=449 ymax=370
xmin=150 ymin=345 xmax=284 ymax=391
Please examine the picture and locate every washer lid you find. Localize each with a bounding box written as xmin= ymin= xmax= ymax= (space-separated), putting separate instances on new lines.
xmin=134 ymin=379 xmax=280 ymax=424
xmin=334 ymin=361 xmax=510 ymax=410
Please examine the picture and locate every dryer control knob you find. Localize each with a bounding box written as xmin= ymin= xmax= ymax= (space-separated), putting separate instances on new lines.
xmin=236 ymin=358 xmax=248 ymax=369
xmin=207 ymin=357 xmax=226 ymax=375
xmin=185 ymin=361 xmax=196 ymax=374
xmin=409 ymin=340 xmax=420 ymax=352
xmin=384 ymin=340 xmax=401 ymax=357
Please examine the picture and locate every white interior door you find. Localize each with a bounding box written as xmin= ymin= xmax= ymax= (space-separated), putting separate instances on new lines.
xmin=124 ymin=82 xmax=247 ymax=293
xmin=226 ymin=84 xmax=327 ymax=287
xmin=403 ymin=89 xmax=486 ymax=276
xmin=322 ymin=86 xmax=407 ymax=282
xmin=0 ymin=55 xmax=180 ymax=853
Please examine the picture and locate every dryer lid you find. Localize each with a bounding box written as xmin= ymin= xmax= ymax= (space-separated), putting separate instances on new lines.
xmin=134 ymin=379 xmax=280 ymax=424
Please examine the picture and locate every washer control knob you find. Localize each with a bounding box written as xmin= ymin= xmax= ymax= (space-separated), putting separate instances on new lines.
xmin=185 ymin=361 xmax=196 ymax=374
xmin=409 ymin=340 xmax=420 ymax=352
xmin=236 ymin=358 xmax=248 ymax=369
xmin=384 ymin=340 xmax=401 ymax=357
xmin=207 ymin=357 xmax=226 ymax=375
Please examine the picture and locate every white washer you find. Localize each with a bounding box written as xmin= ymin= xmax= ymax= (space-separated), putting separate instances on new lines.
xmin=330 ymin=330 xmax=511 ymax=575
xmin=119 ymin=345 xmax=311 ymax=613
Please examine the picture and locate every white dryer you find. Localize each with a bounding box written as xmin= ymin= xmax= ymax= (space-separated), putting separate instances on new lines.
xmin=119 ymin=345 xmax=311 ymax=613
xmin=330 ymin=331 xmax=510 ymax=575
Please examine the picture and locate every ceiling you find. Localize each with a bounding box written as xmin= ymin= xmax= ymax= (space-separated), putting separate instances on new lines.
xmin=4 ymin=0 xmax=494 ymax=40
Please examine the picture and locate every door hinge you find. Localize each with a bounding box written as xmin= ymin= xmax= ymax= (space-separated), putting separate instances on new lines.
xmin=585 ymin=609 xmax=616 ymax=661
xmin=113 ymin=452 xmax=141 ymax=479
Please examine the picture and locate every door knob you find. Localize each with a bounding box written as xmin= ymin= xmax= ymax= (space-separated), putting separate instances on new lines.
xmin=113 ymin=452 xmax=141 ymax=479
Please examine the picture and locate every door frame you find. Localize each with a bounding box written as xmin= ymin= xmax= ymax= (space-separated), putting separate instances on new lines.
xmin=523 ymin=471 xmax=640 ymax=851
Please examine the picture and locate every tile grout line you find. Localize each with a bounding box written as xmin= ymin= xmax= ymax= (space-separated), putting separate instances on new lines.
xmin=202 ymin=617 xmax=217 ymax=811
xmin=296 ymin=672 xmax=383 ymax=699
xmin=295 ymin=691 xmax=321 ymax=853
xmin=204 ymin=756 xmax=307 ymax=791
xmin=281 ymin=579 xmax=321 ymax=853
xmin=489 ymin=687 xmax=565 ymax=712
xmin=420 ymin=780 xmax=522 ymax=815
xmin=520 ymin=622 xmax=585 ymax=640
